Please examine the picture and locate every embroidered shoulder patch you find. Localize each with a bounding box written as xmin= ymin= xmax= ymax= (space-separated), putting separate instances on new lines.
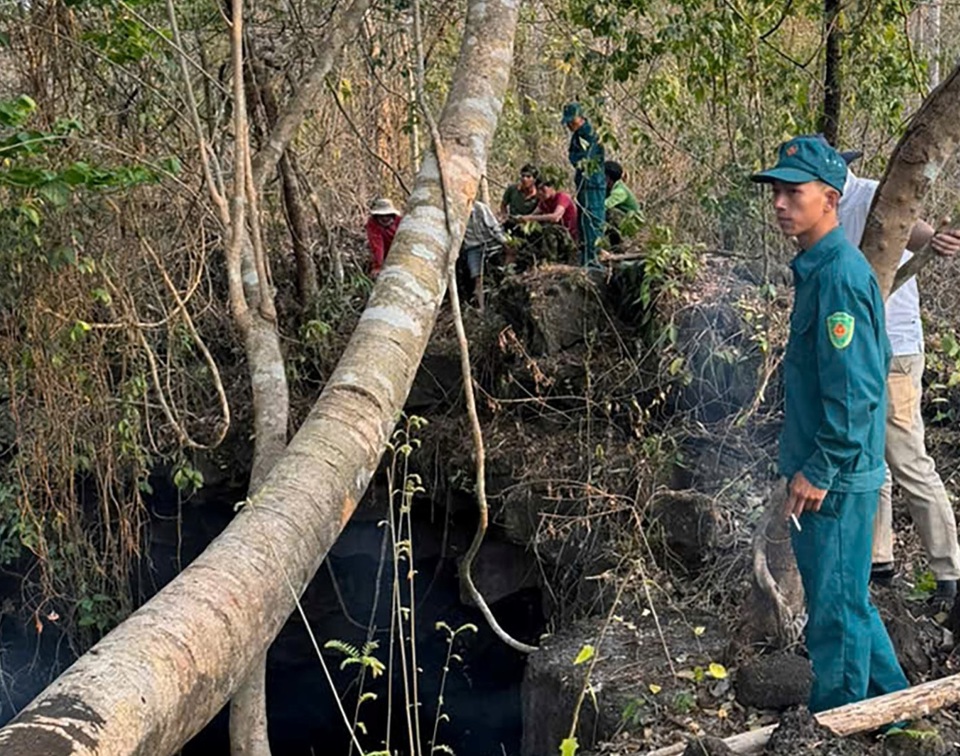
xmin=826 ymin=312 xmax=855 ymax=349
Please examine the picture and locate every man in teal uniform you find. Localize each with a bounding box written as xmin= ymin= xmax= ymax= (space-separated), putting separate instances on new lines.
xmin=562 ymin=102 xmax=606 ymax=267
xmin=752 ymin=135 xmax=908 ymax=712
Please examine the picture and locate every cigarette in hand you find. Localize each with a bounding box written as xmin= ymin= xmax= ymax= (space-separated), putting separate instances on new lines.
xmin=790 ymin=514 xmax=802 ymax=532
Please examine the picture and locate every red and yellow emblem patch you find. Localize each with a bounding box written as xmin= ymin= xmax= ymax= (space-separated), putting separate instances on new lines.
xmin=826 ymin=312 xmax=855 ymax=349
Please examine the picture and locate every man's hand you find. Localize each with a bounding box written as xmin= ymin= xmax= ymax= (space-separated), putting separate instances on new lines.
xmin=931 ymin=227 xmax=960 ymax=258
xmin=784 ymin=471 xmax=828 ymax=519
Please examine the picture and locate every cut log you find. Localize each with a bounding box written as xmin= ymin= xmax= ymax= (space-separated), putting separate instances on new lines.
xmin=645 ymin=672 xmax=960 ymax=755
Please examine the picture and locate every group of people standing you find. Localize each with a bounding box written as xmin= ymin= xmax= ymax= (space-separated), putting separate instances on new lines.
xmin=365 ymin=102 xmax=640 ymax=310
xmin=753 ymin=134 xmax=960 ymax=717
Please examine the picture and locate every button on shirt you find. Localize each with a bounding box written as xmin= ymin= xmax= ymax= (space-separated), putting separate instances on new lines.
xmin=780 ymin=227 xmax=890 ymax=492
xmin=839 ymin=172 xmax=923 ymax=356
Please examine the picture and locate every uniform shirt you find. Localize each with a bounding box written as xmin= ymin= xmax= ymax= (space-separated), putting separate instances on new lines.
xmin=780 ymin=226 xmax=890 ymax=492
xmin=568 ymin=120 xmax=606 ymax=192
xmin=501 ymin=184 xmax=539 ymax=216
xmin=538 ymin=191 xmax=579 ymax=241
xmin=839 ymin=172 xmax=923 ymax=356
xmin=366 ymin=214 xmax=402 ymax=276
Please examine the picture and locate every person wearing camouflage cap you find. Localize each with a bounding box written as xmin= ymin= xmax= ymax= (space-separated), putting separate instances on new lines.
xmin=752 ymin=135 xmax=908 ymax=712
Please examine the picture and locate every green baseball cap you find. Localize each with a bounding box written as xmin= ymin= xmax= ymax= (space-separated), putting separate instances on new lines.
xmin=561 ymin=102 xmax=583 ymax=125
xmin=751 ymin=135 xmax=847 ymax=194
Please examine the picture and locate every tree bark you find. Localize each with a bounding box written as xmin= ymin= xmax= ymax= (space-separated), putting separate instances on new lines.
xmin=279 ymin=153 xmax=320 ymax=305
xmin=249 ymin=54 xmax=319 ymax=306
xmin=0 ymin=0 xmax=519 ymax=753
xmin=923 ymin=0 xmax=941 ymax=89
xmin=861 ymin=61 xmax=960 ymax=296
xmin=819 ymin=0 xmax=841 ymax=146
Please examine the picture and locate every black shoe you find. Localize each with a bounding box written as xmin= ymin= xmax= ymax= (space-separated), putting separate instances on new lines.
xmin=871 ymin=562 xmax=895 ymax=587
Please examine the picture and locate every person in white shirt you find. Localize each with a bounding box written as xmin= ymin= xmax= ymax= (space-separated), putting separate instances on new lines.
xmin=461 ymin=200 xmax=507 ymax=312
xmin=839 ymin=157 xmax=960 ymax=603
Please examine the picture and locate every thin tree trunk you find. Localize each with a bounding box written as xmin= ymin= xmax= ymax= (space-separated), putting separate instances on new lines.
xmin=819 ymin=0 xmax=841 ymax=145
xmin=229 ymin=3 xmax=374 ymax=751
xmin=280 ymin=153 xmax=319 ymax=305
xmin=0 ymin=0 xmax=519 ymax=752
xmin=925 ymin=0 xmax=941 ymax=88
xmin=251 ymin=55 xmax=319 ymax=305
xmin=250 ymin=0 xmax=373 ymax=194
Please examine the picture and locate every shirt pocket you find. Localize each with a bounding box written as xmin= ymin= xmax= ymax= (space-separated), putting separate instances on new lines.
xmin=786 ymin=299 xmax=816 ymax=363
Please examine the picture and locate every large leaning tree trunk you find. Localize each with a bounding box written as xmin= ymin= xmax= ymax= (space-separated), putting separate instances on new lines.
xmin=217 ymin=0 xmax=375 ymax=752
xmin=742 ymin=60 xmax=960 ymax=647
xmin=861 ymin=62 xmax=960 ymax=297
xmin=0 ymin=0 xmax=519 ymax=752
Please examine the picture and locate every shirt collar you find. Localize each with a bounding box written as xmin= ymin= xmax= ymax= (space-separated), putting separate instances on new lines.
xmin=790 ymin=225 xmax=844 ymax=282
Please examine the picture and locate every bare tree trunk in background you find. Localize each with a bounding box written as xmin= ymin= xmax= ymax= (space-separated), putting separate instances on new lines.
xmin=744 ymin=60 xmax=960 ymax=647
xmin=402 ymin=19 xmax=422 ymax=174
xmin=819 ymin=0 xmax=842 ymax=145
xmin=924 ymin=0 xmax=942 ymax=89
xmin=250 ymin=54 xmax=320 ymax=305
xmin=291 ymin=153 xmax=345 ymax=287
xmin=514 ymin=15 xmax=544 ymax=165
xmin=0 ymin=0 xmax=519 ymax=751
xmin=279 ymin=153 xmax=319 ymax=305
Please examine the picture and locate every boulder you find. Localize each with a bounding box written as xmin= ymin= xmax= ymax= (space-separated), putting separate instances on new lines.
xmin=495 ymin=266 xmax=603 ymax=356
xmin=647 ymin=490 xmax=720 ymax=570
xmin=674 ymin=300 xmax=765 ymax=422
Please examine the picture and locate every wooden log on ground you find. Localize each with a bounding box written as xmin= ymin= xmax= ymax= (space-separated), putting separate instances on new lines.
xmin=645 ymin=672 xmax=960 ymax=755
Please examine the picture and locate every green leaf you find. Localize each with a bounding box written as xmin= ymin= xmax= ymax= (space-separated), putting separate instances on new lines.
xmin=91 ymin=288 xmax=112 ymax=305
xmin=159 ymin=156 xmax=182 ymax=175
xmin=559 ymin=737 xmax=579 ymax=756
xmin=573 ymin=644 xmax=595 ymax=665
xmin=39 ymin=181 xmax=70 ymax=207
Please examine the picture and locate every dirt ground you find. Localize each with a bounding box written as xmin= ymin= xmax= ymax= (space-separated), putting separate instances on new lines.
xmin=581 ymin=421 xmax=960 ymax=756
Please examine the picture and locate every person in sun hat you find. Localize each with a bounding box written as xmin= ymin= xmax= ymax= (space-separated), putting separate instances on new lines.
xmin=824 ymin=139 xmax=960 ymax=603
xmin=751 ymin=135 xmax=908 ymax=712
xmin=365 ymin=197 xmax=402 ymax=279
xmin=562 ymin=102 xmax=606 ymax=267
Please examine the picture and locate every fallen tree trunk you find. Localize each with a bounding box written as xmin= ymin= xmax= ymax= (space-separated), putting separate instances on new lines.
xmin=645 ymin=672 xmax=960 ymax=755
xmin=0 ymin=0 xmax=519 ymax=752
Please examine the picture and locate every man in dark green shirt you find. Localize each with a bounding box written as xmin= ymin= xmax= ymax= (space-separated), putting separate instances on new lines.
xmin=500 ymin=164 xmax=540 ymax=219
xmin=752 ymin=135 xmax=908 ymax=712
